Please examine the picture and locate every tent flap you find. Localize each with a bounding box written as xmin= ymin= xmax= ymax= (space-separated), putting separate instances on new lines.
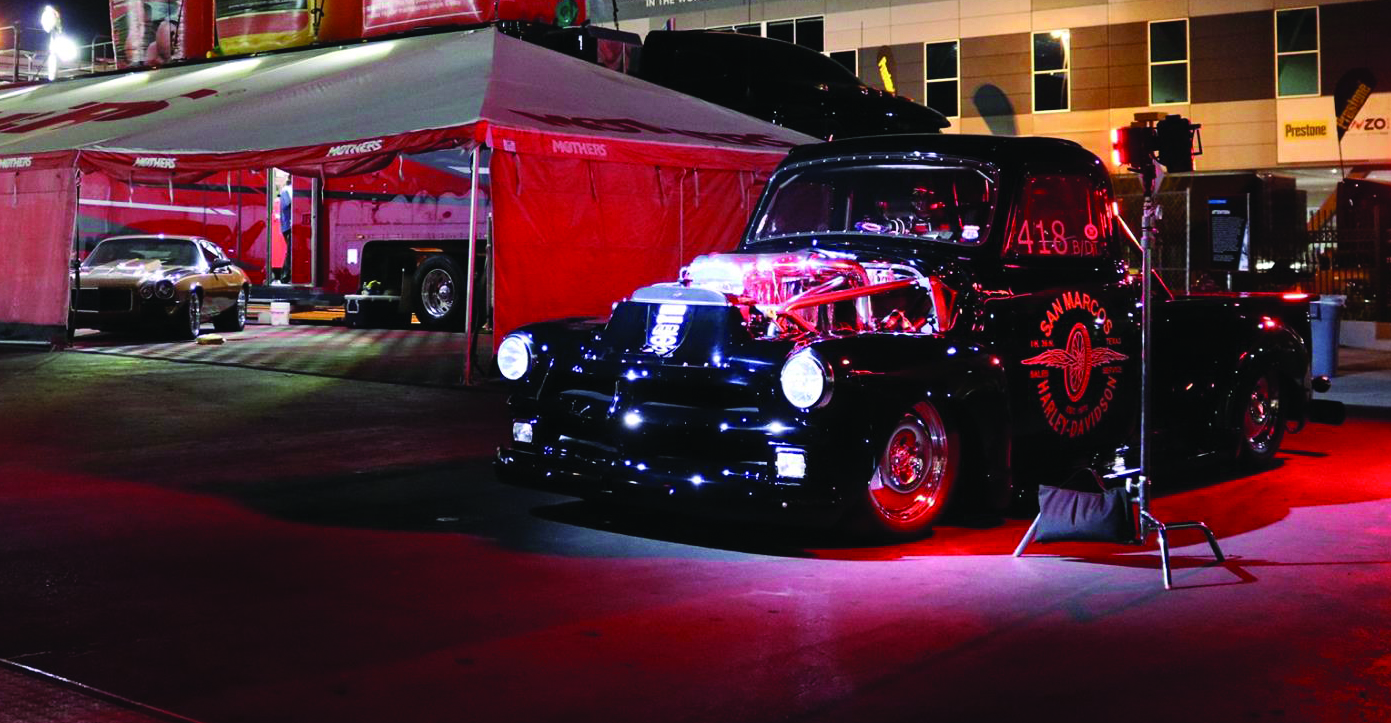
xmin=0 ymin=161 xmax=77 ymax=340
xmin=491 ymin=149 xmax=779 ymax=339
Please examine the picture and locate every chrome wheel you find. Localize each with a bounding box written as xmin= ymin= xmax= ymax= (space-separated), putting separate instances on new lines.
xmin=1242 ymin=374 xmax=1281 ymax=457
xmin=420 ymin=268 xmax=455 ymax=320
xmin=216 ymin=287 xmax=247 ymax=332
xmin=178 ymin=293 xmax=201 ymax=340
xmin=866 ymin=402 xmax=957 ymax=536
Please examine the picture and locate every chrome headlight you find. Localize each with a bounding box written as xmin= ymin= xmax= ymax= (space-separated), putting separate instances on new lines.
xmin=496 ymin=333 xmax=534 ymax=381
xmin=780 ymin=349 xmax=832 ymax=410
xmin=154 ymin=280 xmax=175 ymax=299
xmin=138 ymin=283 xmax=154 ymax=299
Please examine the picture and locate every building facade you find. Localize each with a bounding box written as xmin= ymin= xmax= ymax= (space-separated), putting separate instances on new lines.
xmin=608 ymin=0 xmax=1391 ymax=184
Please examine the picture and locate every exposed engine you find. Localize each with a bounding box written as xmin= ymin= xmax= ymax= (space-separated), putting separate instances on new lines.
xmin=661 ymin=250 xmax=955 ymax=339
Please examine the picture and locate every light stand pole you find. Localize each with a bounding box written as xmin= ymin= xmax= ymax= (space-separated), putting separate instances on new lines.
xmin=1127 ymin=120 xmax=1224 ymax=590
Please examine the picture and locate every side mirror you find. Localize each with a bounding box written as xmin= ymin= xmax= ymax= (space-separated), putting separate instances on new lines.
xmin=211 ymin=258 xmax=233 ymax=271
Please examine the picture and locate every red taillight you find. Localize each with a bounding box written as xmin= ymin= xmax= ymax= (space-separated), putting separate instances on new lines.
xmin=1259 ymin=316 xmax=1280 ymax=330
xmin=1282 ymin=292 xmax=1310 ymax=301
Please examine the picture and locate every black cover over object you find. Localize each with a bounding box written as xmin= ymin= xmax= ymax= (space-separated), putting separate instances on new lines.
xmin=1034 ymin=485 xmax=1137 ymax=544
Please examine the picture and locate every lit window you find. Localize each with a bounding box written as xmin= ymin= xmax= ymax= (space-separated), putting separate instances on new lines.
xmin=1149 ymin=19 xmax=1188 ymax=105
xmin=924 ymin=40 xmax=959 ymax=118
xmin=1033 ymin=30 xmax=1070 ymax=113
xmin=1276 ymin=7 xmax=1319 ymax=97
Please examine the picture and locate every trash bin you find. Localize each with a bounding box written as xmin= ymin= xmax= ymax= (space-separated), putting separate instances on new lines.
xmin=1309 ymin=295 xmax=1345 ymax=378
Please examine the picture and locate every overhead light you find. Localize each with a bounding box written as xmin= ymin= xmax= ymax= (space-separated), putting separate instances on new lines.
xmin=52 ymin=34 xmax=78 ymax=62
xmin=40 ymin=6 xmax=59 ymax=33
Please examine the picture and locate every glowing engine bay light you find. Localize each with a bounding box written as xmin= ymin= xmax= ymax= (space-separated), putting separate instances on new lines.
xmin=647 ymin=303 xmax=688 ymax=354
xmin=512 ymin=422 xmax=534 ymax=444
xmin=775 ymin=448 xmax=807 ymax=478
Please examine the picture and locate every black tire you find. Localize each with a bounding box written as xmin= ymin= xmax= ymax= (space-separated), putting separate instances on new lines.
xmin=1235 ymin=368 xmax=1285 ymax=466
xmin=173 ymin=292 xmax=202 ymax=341
xmin=412 ymin=255 xmax=468 ymax=330
xmin=850 ymin=401 xmax=960 ymax=541
xmin=213 ymin=286 xmax=248 ymax=332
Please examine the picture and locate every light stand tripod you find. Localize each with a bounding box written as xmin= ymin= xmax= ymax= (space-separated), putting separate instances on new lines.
xmin=1015 ymin=116 xmax=1224 ymax=590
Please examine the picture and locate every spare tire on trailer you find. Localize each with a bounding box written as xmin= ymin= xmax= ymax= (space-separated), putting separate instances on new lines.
xmin=413 ymin=254 xmax=468 ymax=330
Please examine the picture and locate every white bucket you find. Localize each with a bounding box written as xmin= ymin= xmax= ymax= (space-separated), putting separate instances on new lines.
xmin=270 ymin=301 xmax=291 ymax=326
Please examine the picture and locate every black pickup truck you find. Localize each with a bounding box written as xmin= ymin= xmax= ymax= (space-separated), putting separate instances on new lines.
xmin=494 ymin=134 xmax=1340 ymax=540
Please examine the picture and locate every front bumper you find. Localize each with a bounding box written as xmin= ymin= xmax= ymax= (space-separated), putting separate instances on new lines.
xmin=495 ymin=443 xmax=848 ymax=528
xmin=495 ymin=395 xmax=869 ymax=528
xmin=73 ymin=289 xmax=182 ymax=327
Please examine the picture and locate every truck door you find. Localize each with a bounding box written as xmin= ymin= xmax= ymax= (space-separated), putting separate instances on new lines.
xmin=991 ymin=170 xmax=1141 ymax=463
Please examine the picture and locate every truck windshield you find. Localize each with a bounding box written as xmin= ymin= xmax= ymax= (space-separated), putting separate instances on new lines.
xmin=750 ymin=164 xmax=996 ymax=246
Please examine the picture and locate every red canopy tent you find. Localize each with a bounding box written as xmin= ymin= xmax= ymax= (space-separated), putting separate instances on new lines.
xmin=0 ymin=28 xmax=814 ymax=346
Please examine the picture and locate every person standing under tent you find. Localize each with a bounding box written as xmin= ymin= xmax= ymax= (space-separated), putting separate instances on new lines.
xmin=274 ymin=171 xmax=292 ymax=284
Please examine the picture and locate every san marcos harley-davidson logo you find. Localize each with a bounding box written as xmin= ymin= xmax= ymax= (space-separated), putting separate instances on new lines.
xmin=1021 ymin=291 xmax=1129 ymax=438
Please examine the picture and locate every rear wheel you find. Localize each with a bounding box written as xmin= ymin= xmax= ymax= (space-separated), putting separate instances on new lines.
xmin=213 ymin=286 xmax=247 ymax=332
xmin=1237 ymin=369 xmax=1285 ymax=465
xmin=413 ymin=255 xmax=467 ymax=330
xmin=854 ymin=401 xmax=959 ymax=540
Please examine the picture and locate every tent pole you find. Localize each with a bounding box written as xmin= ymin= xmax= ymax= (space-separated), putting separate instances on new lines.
xmin=463 ymin=146 xmax=481 ymax=385
xmin=68 ymin=167 xmax=83 ymax=347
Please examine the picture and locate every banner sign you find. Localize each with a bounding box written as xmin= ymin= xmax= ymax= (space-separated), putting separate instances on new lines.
xmin=1278 ymin=93 xmax=1391 ymax=163
xmin=1334 ymin=68 xmax=1377 ymax=141
xmin=215 ymin=0 xmax=314 ymax=54
xmin=110 ymin=0 xmax=186 ymax=67
xmin=360 ymin=0 xmax=582 ymax=36
xmin=364 ymin=0 xmax=489 ymax=34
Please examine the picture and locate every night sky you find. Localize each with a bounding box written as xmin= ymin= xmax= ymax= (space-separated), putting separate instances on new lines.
xmin=1 ymin=1 xmax=111 ymax=42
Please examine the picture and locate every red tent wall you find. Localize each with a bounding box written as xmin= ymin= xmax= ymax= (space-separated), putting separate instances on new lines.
xmin=490 ymin=150 xmax=771 ymax=340
xmin=0 ymin=165 xmax=78 ymax=343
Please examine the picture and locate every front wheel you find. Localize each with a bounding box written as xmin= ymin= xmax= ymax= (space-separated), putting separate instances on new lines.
xmin=1236 ymin=369 xmax=1285 ymax=466
xmin=413 ymin=255 xmax=468 ymax=330
xmin=852 ymin=401 xmax=960 ymax=541
xmin=213 ymin=286 xmax=247 ymax=332
xmin=173 ymin=292 xmax=202 ymax=341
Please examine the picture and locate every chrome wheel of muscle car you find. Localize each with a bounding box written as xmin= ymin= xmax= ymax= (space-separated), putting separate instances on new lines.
xmin=214 ymin=287 xmax=247 ymax=332
xmin=178 ymin=293 xmax=202 ymax=340
xmin=1238 ymin=371 xmax=1284 ymax=465
xmin=864 ymin=402 xmax=958 ymax=538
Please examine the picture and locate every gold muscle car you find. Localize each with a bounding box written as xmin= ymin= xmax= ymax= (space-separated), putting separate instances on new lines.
xmin=73 ymin=235 xmax=250 ymax=340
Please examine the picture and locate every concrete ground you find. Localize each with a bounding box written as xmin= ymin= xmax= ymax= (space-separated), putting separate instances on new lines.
xmin=1318 ymin=346 xmax=1391 ymax=410
xmin=0 ymin=342 xmax=1387 ymax=723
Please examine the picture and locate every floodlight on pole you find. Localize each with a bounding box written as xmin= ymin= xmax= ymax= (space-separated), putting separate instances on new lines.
xmin=40 ymin=6 xmax=60 ymax=34
xmin=52 ymin=34 xmax=77 ymax=62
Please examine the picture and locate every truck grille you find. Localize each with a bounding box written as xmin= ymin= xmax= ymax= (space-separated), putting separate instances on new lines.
xmin=76 ymin=288 xmax=133 ymax=312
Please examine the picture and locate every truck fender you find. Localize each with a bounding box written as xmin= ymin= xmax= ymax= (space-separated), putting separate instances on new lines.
xmin=847 ymin=347 xmax=1013 ymax=514
xmin=1215 ymin=325 xmax=1309 ymax=444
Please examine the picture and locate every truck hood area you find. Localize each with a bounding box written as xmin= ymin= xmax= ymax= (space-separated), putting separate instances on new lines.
xmin=619 ymin=248 xmax=959 ymax=350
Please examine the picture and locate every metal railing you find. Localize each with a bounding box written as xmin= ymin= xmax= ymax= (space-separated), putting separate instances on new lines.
xmin=1294 ymin=228 xmax=1386 ymax=321
xmin=0 ymin=26 xmax=118 ymax=83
